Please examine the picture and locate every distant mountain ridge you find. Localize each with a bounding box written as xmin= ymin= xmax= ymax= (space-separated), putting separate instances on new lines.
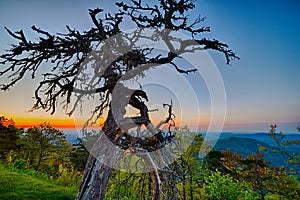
xmin=213 ymin=136 xmax=271 ymax=155
xmin=64 ymin=130 xmax=299 ymax=169
xmin=212 ymin=136 xmax=299 ymax=169
xmin=202 ymin=132 xmax=300 ymax=146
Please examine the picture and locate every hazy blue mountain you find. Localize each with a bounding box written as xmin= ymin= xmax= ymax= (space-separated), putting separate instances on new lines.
xmin=63 ymin=129 xmax=80 ymax=144
xmin=63 ymin=129 xmax=299 ymax=169
xmin=212 ymin=136 xmax=299 ymax=169
xmin=203 ymin=132 xmax=300 ymax=145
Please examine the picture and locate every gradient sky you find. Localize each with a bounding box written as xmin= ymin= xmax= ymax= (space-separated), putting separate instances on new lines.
xmin=0 ymin=0 xmax=299 ymax=132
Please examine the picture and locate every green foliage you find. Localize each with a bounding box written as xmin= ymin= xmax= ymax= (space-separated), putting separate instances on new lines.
xmin=219 ymin=149 xmax=300 ymax=199
xmin=0 ymin=162 xmax=77 ymax=200
xmin=18 ymin=122 xmax=67 ymax=171
xmin=0 ymin=116 xmax=21 ymax=160
xmin=203 ymin=170 xmax=255 ymax=200
xmin=70 ymin=138 xmax=89 ymax=172
xmin=1 ymin=117 xmax=299 ymax=199
xmin=104 ymin=127 xmax=208 ymax=199
xmin=16 ymin=122 xmax=79 ymax=180
xmin=105 ymin=170 xmax=142 ymax=199
xmin=104 ymin=126 xmax=300 ymax=199
xmin=264 ymin=175 xmax=300 ymax=200
xmin=203 ymin=149 xmax=231 ymax=174
xmin=176 ymin=127 xmax=206 ymax=199
xmin=12 ymin=159 xmax=27 ymax=169
xmin=56 ymin=164 xmax=82 ymax=186
xmin=0 ymin=118 xmax=83 ymax=187
xmin=268 ymin=124 xmax=300 ymax=171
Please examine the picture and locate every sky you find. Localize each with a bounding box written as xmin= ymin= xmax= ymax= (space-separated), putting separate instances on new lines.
xmin=0 ymin=0 xmax=299 ymax=132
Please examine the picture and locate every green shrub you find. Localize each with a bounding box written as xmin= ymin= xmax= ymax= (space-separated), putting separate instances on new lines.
xmin=12 ymin=159 xmax=26 ymax=169
xmin=204 ymin=170 xmax=255 ymax=200
xmin=57 ymin=164 xmax=82 ymax=186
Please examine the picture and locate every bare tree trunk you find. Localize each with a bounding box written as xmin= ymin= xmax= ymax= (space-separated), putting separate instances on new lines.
xmin=77 ymin=154 xmax=113 ymax=200
xmin=76 ymin=93 xmax=167 ymax=199
xmin=149 ymin=171 xmax=160 ymax=200
xmin=77 ymin=110 xmax=118 ymax=200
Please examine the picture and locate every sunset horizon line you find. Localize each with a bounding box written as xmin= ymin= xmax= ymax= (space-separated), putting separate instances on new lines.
xmin=7 ymin=116 xmax=298 ymax=133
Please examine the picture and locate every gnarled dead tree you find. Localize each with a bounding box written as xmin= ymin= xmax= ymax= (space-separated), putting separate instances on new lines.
xmin=0 ymin=0 xmax=238 ymax=199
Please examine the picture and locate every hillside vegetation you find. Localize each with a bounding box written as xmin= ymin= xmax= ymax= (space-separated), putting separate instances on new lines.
xmin=213 ymin=137 xmax=286 ymax=166
xmin=0 ymin=164 xmax=77 ymax=200
xmin=1 ymin=117 xmax=299 ymax=199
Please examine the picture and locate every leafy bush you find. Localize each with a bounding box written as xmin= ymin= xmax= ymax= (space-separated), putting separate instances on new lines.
xmin=204 ymin=170 xmax=255 ymax=200
xmin=12 ymin=159 xmax=26 ymax=169
xmin=1 ymin=161 xmax=81 ymax=186
xmin=57 ymin=164 xmax=82 ymax=186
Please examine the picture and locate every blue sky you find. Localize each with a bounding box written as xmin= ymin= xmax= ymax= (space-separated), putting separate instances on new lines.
xmin=197 ymin=0 xmax=300 ymax=131
xmin=0 ymin=0 xmax=299 ymax=132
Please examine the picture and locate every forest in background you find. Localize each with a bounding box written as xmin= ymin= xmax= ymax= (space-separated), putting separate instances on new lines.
xmin=1 ymin=115 xmax=299 ymax=199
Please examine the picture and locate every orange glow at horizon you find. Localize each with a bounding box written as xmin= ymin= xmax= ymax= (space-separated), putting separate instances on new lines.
xmin=14 ymin=117 xmax=76 ymax=129
xmin=3 ymin=115 xmax=289 ymax=132
xmin=13 ymin=117 xmax=105 ymax=129
xmin=4 ymin=111 xmax=265 ymax=132
xmin=12 ymin=115 xmax=207 ymax=130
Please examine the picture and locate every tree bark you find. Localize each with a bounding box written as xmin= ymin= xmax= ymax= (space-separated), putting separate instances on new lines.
xmin=149 ymin=171 xmax=160 ymax=200
xmin=77 ymin=155 xmax=113 ymax=200
xmin=77 ymin=109 xmax=118 ymax=200
xmin=76 ymin=88 xmax=166 ymax=199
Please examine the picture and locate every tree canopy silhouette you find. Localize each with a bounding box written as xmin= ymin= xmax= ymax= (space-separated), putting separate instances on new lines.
xmin=0 ymin=0 xmax=238 ymax=199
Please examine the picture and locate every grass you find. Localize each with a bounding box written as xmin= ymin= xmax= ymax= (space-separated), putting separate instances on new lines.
xmin=0 ymin=164 xmax=78 ymax=200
